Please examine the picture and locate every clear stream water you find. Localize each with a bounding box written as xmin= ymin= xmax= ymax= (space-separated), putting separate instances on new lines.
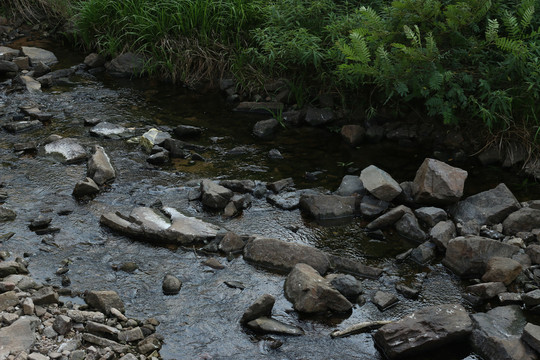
xmin=1 ymin=37 xmax=539 ymax=360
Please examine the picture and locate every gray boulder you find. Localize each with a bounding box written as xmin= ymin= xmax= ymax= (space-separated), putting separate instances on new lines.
xmin=106 ymin=52 xmax=144 ymax=77
xmin=503 ymin=208 xmax=540 ymax=235
xmin=412 ymin=158 xmax=468 ymax=205
xmin=3 ymin=120 xmax=42 ymax=133
xmin=481 ymin=257 xmax=522 ymax=285
xmin=87 ymin=145 xmax=115 ymax=185
xmin=284 ymin=263 xmax=352 ymax=313
xmin=372 ymin=291 xmax=399 ymax=311
xmin=0 ymin=262 xmax=28 ymax=277
xmin=360 ymin=195 xmax=390 ymax=218
xmin=243 ymin=237 xmax=330 ymax=275
xmin=173 ymin=125 xmax=202 ymax=139
xmin=21 ymin=46 xmax=57 ymax=66
xmin=414 ymin=207 xmax=447 ymax=227
xmin=240 ymin=294 xmax=275 ymax=324
xmin=201 ymin=179 xmax=234 ymax=209
xmin=325 ymin=274 xmax=363 ymax=302
xmin=466 ymin=282 xmax=507 ymax=299
xmin=162 ymin=274 xmax=182 ymax=295
xmin=44 ymin=138 xmax=87 ymax=164
xmin=526 ymin=244 xmax=540 ymax=265
xmin=523 ymin=323 xmax=540 ymax=354
xmin=253 ymin=118 xmax=279 ymax=138
xmin=0 ymin=46 xmax=20 ymax=61
xmin=451 ymin=183 xmax=521 ymax=226
xmin=410 ymin=241 xmax=437 ymax=264
xmin=335 ymin=175 xmax=365 ymax=196
xmin=471 ymin=306 xmax=536 ymax=360
xmin=219 ymin=179 xmax=256 ymax=193
xmin=0 ymin=316 xmax=40 ymax=353
xmin=84 ymin=53 xmax=106 ymax=68
xmin=72 ymin=177 xmax=100 ymax=198
xmin=373 ymin=304 xmax=472 ymax=359
xmin=430 ymin=220 xmax=456 ymax=250
xmin=360 ymin=165 xmax=402 ymax=201
xmin=0 ymin=60 xmax=17 ymax=72
xmin=395 ymin=212 xmax=426 ymax=242
xmin=85 ymin=290 xmax=125 ymax=314
xmin=299 ymin=194 xmax=356 ymax=223
xmin=443 ymin=236 xmax=520 ymax=277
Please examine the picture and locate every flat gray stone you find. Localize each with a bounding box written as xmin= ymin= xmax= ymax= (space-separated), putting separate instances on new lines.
xmin=44 ymin=138 xmax=87 ymax=164
xmin=299 ymin=194 xmax=356 ymax=223
xmin=0 ymin=316 xmax=40 ymax=353
xmin=246 ymin=317 xmax=304 ymax=336
xmin=360 ymin=165 xmax=402 ymax=202
xmin=21 ymin=46 xmax=57 ymax=66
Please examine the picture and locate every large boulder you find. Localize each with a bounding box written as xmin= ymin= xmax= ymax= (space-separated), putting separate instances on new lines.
xmin=450 ymin=183 xmax=521 ymax=226
xmin=471 ymin=305 xmax=537 ymax=360
xmin=44 ymin=138 xmax=87 ymax=164
xmin=360 ymin=165 xmax=402 ymax=201
xmin=412 ymin=158 xmax=468 ymax=205
xmin=85 ymin=290 xmax=125 ymax=314
xmin=481 ymin=257 xmax=522 ymax=285
xmin=200 ymin=179 xmax=234 ymax=210
xmin=106 ymin=52 xmax=144 ymax=77
xmin=21 ymin=46 xmax=57 ymax=66
xmin=299 ymin=194 xmax=356 ymax=223
xmin=284 ymin=263 xmax=352 ymax=313
xmin=0 ymin=316 xmax=40 ymax=353
xmin=253 ymin=118 xmax=279 ymax=138
xmin=334 ymin=175 xmax=365 ymax=196
xmin=87 ymin=145 xmax=115 ymax=185
xmin=443 ymin=236 xmax=520 ymax=277
xmin=503 ymin=208 xmax=540 ymax=235
xmin=430 ymin=220 xmax=456 ymax=250
xmin=373 ymin=304 xmax=472 ymax=359
xmin=395 ymin=212 xmax=426 ymax=242
xmin=243 ymin=237 xmax=330 ymax=275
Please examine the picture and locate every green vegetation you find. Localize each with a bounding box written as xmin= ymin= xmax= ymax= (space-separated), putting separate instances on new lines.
xmin=2 ymin=0 xmax=540 ymax=153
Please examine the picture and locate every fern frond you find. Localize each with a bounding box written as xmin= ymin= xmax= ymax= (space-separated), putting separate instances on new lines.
xmin=486 ymin=19 xmax=499 ymax=42
xmin=520 ymin=5 xmax=534 ymax=31
xmin=349 ymin=31 xmax=371 ymax=64
xmin=495 ymin=36 xmax=527 ymax=59
xmin=502 ymin=10 xmax=520 ymax=39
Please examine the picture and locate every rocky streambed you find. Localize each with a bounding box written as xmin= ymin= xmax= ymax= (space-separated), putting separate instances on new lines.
xmin=1 ymin=35 xmax=540 ymax=360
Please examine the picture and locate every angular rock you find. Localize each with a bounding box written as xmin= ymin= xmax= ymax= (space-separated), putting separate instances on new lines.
xmin=240 ymin=294 xmax=275 ymax=324
xmin=523 ymin=290 xmax=540 ymax=308
xmin=137 ymin=335 xmax=162 ymax=354
xmin=0 ymin=207 xmax=16 ymax=222
xmin=327 ymin=254 xmax=383 ymax=279
xmin=162 ymin=274 xmax=182 ymax=295
xmin=341 ymin=124 xmax=365 ymax=146
xmin=31 ymin=286 xmax=58 ymax=305
xmin=246 ymin=317 xmax=304 ymax=336
xmin=412 ymin=158 xmax=468 ymax=205
xmin=44 ymin=138 xmax=87 ymax=164
xmin=72 ymin=177 xmax=100 ymax=198
xmin=0 ymin=291 xmax=18 ymax=311
xmin=373 ymin=304 xmax=472 ymax=359
xmin=140 ymin=128 xmax=171 ymax=153
xmin=53 ymin=315 xmax=72 ymax=335
xmin=200 ymin=179 xmax=234 ymax=210
xmin=66 ymin=310 xmax=105 ymax=323
xmin=3 ymin=120 xmax=42 ymax=133
xmin=326 ymin=274 xmax=363 ymax=302
xmin=0 ymin=316 xmax=39 ymax=353
xmin=86 ymin=321 xmax=119 ymax=337
xmin=430 ymin=220 xmax=456 ymax=250
xmin=410 ymin=241 xmax=437 ymax=265
xmin=284 ymin=263 xmax=352 ymax=313
xmin=471 ymin=305 xmax=536 ymax=360
xmin=87 ymin=145 xmax=115 ymax=185
xmin=173 ymin=125 xmax=202 ymax=139
xmin=372 ymin=291 xmax=399 ymax=311
xmin=414 ymin=207 xmax=447 ymax=227
xmin=527 ymin=244 xmax=540 ymax=265
xmin=19 ymin=75 xmax=41 ymax=92
xmin=89 ymin=122 xmax=128 ymax=138
xmin=267 ymin=192 xmax=299 ymax=210
xmin=84 ymin=53 xmax=106 ymax=68
xmin=335 ymin=175 xmax=365 ymax=196
xmin=267 ymin=178 xmax=294 ymax=193
xmin=481 ymin=257 xmax=522 ymax=285
xmin=85 ymin=290 xmax=124 ymax=314
xmin=219 ymin=180 xmax=255 ymax=193
xmin=21 ymin=46 xmax=57 ymax=66
xmin=12 ymin=56 xmax=28 ymax=70
xmin=219 ymin=232 xmax=245 ymax=253
xmin=253 ymin=118 xmax=279 ymax=138
xmin=106 ymin=52 xmax=144 ymax=77
xmin=82 ymin=333 xmax=128 ymax=353
xmin=503 ymin=208 xmax=540 ymax=235
xmin=360 ymin=165 xmax=402 ymax=202
xmin=443 ymin=236 xmax=520 ymax=277
xmin=466 ymin=282 xmax=507 ymax=299
xmin=451 ymin=183 xmax=521 ymax=226
xmin=395 ymin=212 xmax=426 ymax=242
xmin=118 ymin=327 xmax=144 ymax=342
xmin=299 ymin=194 xmax=356 ymax=223
xmin=243 ymin=237 xmax=330 ymax=275
xmin=0 ymin=60 xmax=17 ymax=72
xmin=367 ymin=205 xmax=410 ymax=230
xmin=523 ymin=323 xmax=540 ymax=354
xmin=0 ymin=46 xmax=19 ymax=61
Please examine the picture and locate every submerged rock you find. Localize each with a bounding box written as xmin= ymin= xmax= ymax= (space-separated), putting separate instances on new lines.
xmin=373 ymin=304 xmax=472 ymax=359
xmin=89 ymin=122 xmax=128 ymax=138
xmin=371 ymin=291 xmax=399 ymax=311
xmin=412 ymin=158 xmax=468 ymax=205
xmin=72 ymin=177 xmax=100 ymax=198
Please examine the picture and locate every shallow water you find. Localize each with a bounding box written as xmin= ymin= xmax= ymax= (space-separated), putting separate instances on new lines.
xmin=0 ymin=38 xmax=539 ymax=360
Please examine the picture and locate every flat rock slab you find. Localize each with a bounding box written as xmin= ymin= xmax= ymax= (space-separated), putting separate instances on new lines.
xmin=471 ymin=305 xmax=537 ymax=360
xmin=413 ymin=158 xmax=468 ymax=205
xmin=44 ymin=138 xmax=87 ymax=164
xmin=21 ymin=46 xmax=57 ymax=66
xmin=373 ymin=304 xmax=472 ymax=359
xmin=299 ymin=194 xmax=356 ymax=223
xmin=3 ymin=120 xmax=42 ymax=133
xmin=443 ymin=236 xmax=520 ymax=277
xmin=100 ymin=206 xmax=220 ymax=245
xmin=523 ymin=323 xmax=540 ymax=354
xmin=241 ymin=294 xmax=275 ymax=324
xmin=243 ymin=237 xmax=330 ymax=275
xmin=89 ymin=122 xmax=129 ymax=138
xmin=0 ymin=316 xmax=40 ymax=353
xmin=246 ymin=317 xmax=304 ymax=336
xmin=451 ymin=183 xmax=521 ymax=226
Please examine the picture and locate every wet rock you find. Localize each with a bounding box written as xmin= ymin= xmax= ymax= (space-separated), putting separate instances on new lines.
xmin=327 ymin=254 xmax=384 ymax=279
xmin=202 ymin=257 xmax=225 ymax=269
xmin=29 ymin=216 xmax=51 ymax=230
xmin=21 ymin=46 xmax=57 ymax=66
xmin=0 ymin=206 xmax=16 ymax=222
xmin=466 ymin=282 xmax=506 ymax=299
xmin=457 ymin=220 xmax=481 ymax=236
xmin=430 ymin=220 xmax=456 ymax=250
xmin=147 ymin=149 xmax=169 ymax=165
xmin=373 ymin=304 xmax=472 ymax=359
xmin=451 ymin=183 xmax=521 ymax=226
xmin=246 ymin=317 xmax=304 ymax=336
xmin=231 ymin=193 xmax=251 ymax=210
xmin=410 ymin=241 xmax=436 ymax=264
xmin=219 ymin=179 xmax=255 ymax=193
xmin=173 ymin=125 xmax=202 ymax=139
xmin=106 ymin=52 xmax=144 ymax=77
xmin=161 ymin=138 xmax=190 ymax=158
xmin=360 ymin=165 xmax=402 ymax=202
xmin=414 ymin=207 xmax=447 ymax=227
xmin=223 ymin=201 xmax=238 ymax=217
xmin=0 ymin=261 xmax=28 ymax=277
xmin=326 ymin=274 xmax=363 ymax=302
xmin=14 ymin=141 xmax=37 ymax=152
xmin=32 ymin=61 xmax=50 ymax=77
xmin=481 ymin=257 xmax=522 ymax=285
xmin=85 ymin=290 xmax=125 ymax=314
xmin=0 ymin=291 xmax=18 ymax=311
xmin=201 ymin=179 xmax=234 ymax=210
xmin=44 ymin=138 xmax=87 ymax=164
xmin=372 ymin=291 xmax=399 ymax=311
xmin=395 ymin=284 xmax=420 ymax=299
xmin=31 ymin=286 xmax=58 ymax=305
xmin=305 ymin=107 xmax=334 ymax=126
xmin=240 ymin=294 xmax=275 ymax=324
xmin=87 ymin=145 xmax=115 ymax=185
xmin=366 ymin=205 xmax=410 ymax=230
xmin=0 ymin=59 xmax=17 ymax=72
xmin=268 ymin=148 xmax=283 ymax=159
xmin=284 ymin=263 xmax=352 ymax=313
xmin=12 ymin=57 xmax=28 ymax=70
xmin=253 ymin=118 xmax=279 ymax=138
xmin=4 ymin=275 xmax=35 ymax=290
xmin=299 ymin=194 xmax=356 ymax=223
xmin=470 ymin=305 xmax=536 ymax=360
xmin=443 ymin=236 xmax=520 ymax=277
xmin=72 ymin=177 xmax=100 ymax=198
xmin=0 ymin=316 xmax=39 ymax=353
xmin=140 ymin=128 xmax=171 ymax=152
xmin=244 ymin=237 xmax=330 ymax=275
xmin=267 ymin=192 xmax=299 ymax=210
xmin=89 ymin=122 xmax=128 ymax=138
xmin=3 ymin=120 xmax=42 ymax=133
xmin=219 ymin=232 xmax=245 ymax=253
xmin=267 ymin=177 xmax=294 ymax=193
xmin=119 ymin=262 xmax=138 ymax=273
xmin=360 ymin=195 xmax=390 ymax=218
xmin=335 ymin=175 xmax=365 ymax=196
xmin=395 ymin=212 xmax=426 ymax=242
xmin=412 ymin=158 xmax=468 ymax=205
xmin=503 ymin=208 xmax=540 ymax=235
xmin=84 ymin=53 xmax=106 ymax=68
xmin=341 ymin=125 xmax=365 ymax=146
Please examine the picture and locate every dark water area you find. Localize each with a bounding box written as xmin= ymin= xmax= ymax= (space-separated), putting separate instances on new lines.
xmin=0 ymin=37 xmax=537 ymax=360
